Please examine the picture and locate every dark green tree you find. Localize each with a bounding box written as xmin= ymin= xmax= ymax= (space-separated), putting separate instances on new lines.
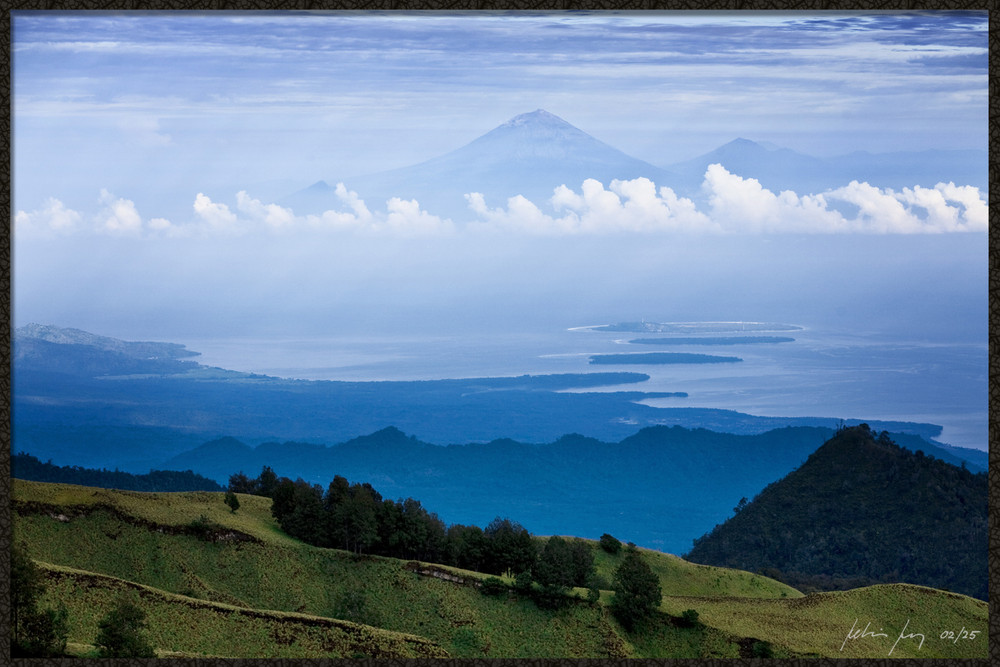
xmin=224 ymin=490 xmax=240 ymax=513
xmin=11 ymin=544 xmax=69 ymax=657
xmin=484 ymin=517 xmax=537 ymax=577
xmin=94 ymin=599 xmax=157 ymax=658
xmin=599 ymin=533 xmax=623 ymax=554
xmin=610 ymin=547 xmax=663 ymax=631
xmin=227 ymin=471 xmax=254 ymax=494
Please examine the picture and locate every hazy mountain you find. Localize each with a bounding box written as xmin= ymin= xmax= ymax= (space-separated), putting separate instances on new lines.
xmin=14 ymin=323 xmax=200 ymax=378
xmin=160 ymin=423 xmax=983 ymax=556
xmin=16 ymin=323 xmax=199 ymax=360
xmin=667 ymin=138 xmax=830 ymax=194
xmin=283 ymin=114 xmax=985 ymax=221
xmin=283 ymin=109 xmax=677 ymax=221
xmin=685 ymin=425 xmax=987 ymax=600
xmin=667 ymin=139 xmax=987 ymax=195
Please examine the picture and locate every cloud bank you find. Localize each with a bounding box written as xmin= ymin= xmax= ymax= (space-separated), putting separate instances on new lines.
xmin=14 ymin=166 xmax=987 ymax=239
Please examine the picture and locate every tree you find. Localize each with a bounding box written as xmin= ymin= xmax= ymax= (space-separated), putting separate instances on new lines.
xmin=227 ymin=471 xmax=254 ymax=494
xmin=11 ymin=544 xmax=69 ymax=657
xmin=599 ymin=533 xmax=623 ymax=554
xmin=224 ymin=490 xmax=240 ymax=513
xmin=610 ymin=547 xmax=663 ymax=631
xmin=484 ymin=517 xmax=537 ymax=577
xmin=94 ymin=599 xmax=156 ymax=658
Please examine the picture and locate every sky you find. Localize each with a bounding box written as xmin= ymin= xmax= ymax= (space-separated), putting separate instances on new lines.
xmin=10 ymin=10 xmax=989 ymax=342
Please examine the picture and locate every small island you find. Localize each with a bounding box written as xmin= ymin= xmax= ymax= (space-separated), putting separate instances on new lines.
xmin=589 ymin=352 xmax=743 ymax=365
xmin=590 ymin=321 xmax=802 ymax=334
xmin=629 ymin=336 xmax=795 ymax=346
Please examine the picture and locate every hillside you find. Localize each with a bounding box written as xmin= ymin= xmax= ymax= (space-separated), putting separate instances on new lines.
xmin=12 ymin=479 xmax=986 ymax=658
xmin=685 ymin=425 xmax=987 ymax=600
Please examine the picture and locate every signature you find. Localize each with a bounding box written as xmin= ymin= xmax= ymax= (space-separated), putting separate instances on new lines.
xmin=841 ymin=619 xmax=980 ymax=656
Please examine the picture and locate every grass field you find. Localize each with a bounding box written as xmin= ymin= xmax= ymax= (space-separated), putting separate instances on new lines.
xmin=13 ymin=479 xmax=987 ymax=658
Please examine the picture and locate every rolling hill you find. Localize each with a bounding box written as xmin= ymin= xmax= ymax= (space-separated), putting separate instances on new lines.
xmin=12 ymin=479 xmax=986 ymax=658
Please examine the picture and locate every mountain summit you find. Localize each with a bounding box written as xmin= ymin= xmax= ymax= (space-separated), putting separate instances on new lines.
xmin=284 ymin=110 xmax=675 ymax=220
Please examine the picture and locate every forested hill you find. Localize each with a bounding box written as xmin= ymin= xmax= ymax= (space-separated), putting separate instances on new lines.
xmin=685 ymin=425 xmax=987 ymax=600
xmin=11 ymin=453 xmax=223 ymax=492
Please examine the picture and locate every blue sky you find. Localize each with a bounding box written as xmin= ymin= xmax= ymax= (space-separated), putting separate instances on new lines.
xmin=12 ymin=10 xmax=988 ymax=223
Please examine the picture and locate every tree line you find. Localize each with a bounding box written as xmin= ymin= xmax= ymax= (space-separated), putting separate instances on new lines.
xmin=229 ymin=466 xmax=568 ymax=578
xmin=12 ymin=452 xmax=223 ymax=492
xmin=229 ymin=466 xmax=663 ymax=624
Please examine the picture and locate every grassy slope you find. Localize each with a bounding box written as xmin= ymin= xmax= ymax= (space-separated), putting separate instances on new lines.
xmin=37 ymin=562 xmax=446 ymax=658
xmin=13 ymin=480 xmax=987 ymax=658
xmin=659 ymin=586 xmax=988 ymax=659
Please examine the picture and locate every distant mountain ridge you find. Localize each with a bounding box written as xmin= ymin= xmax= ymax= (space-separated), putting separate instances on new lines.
xmin=685 ymin=425 xmax=987 ymax=600
xmin=280 ymin=111 xmax=985 ymax=220
xmin=284 ymin=109 xmax=676 ymax=220
xmin=157 ymin=423 xmax=983 ymax=556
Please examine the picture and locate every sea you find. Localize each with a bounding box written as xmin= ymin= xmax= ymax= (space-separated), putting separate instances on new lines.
xmin=179 ymin=321 xmax=987 ymax=452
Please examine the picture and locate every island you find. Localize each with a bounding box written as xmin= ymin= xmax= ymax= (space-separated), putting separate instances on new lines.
xmin=629 ymin=336 xmax=795 ymax=345
xmin=589 ymin=352 xmax=743 ymax=365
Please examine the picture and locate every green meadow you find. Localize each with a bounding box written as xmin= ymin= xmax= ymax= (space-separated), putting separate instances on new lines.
xmin=13 ymin=480 xmax=987 ymax=658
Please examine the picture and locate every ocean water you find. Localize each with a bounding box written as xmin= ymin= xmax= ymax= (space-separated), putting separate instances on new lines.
xmin=180 ymin=323 xmax=987 ymax=451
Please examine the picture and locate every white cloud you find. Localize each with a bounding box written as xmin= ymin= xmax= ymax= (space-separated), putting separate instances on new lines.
xmin=193 ymin=192 xmax=240 ymax=231
xmin=825 ymin=180 xmax=988 ymax=233
xmin=97 ymin=189 xmax=143 ymax=234
xmin=468 ymin=177 xmax=713 ymax=235
xmin=14 ymin=197 xmax=82 ymax=235
xmin=703 ymin=165 xmax=849 ymax=233
xmin=469 ymin=168 xmax=987 ymax=235
xmin=18 ymin=172 xmax=987 ymax=242
xmin=384 ymin=197 xmax=453 ymax=235
xmin=235 ymin=191 xmax=295 ymax=228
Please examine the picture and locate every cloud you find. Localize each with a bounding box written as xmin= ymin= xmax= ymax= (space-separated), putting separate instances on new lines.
xmin=703 ymin=165 xmax=850 ymax=233
xmin=824 ymin=180 xmax=988 ymax=233
xmin=197 ymin=185 xmax=449 ymax=236
xmin=467 ymin=168 xmax=987 ymax=235
xmin=97 ymin=189 xmax=144 ymax=234
xmin=235 ymin=191 xmax=295 ymax=228
xmin=468 ymin=177 xmax=713 ymax=234
xmin=193 ymin=192 xmax=240 ymax=231
xmin=19 ymin=171 xmax=987 ymax=243
xmin=14 ymin=197 xmax=82 ymax=235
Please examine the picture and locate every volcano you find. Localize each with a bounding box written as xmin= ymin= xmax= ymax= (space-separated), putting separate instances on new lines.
xmin=284 ymin=109 xmax=676 ymax=221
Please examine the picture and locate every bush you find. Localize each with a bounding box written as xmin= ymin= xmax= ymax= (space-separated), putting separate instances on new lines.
xmin=187 ymin=514 xmax=222 ymax=541
xmin=94 ymin=599 xmax=156 ymax=658
xmin=599 ymin=533 xmax=623 ymax=554
xmin=513 ymin=570 xmax=534 ymax=594
xmin=678 ymin=608 xmax=700 ymax=628
xmin=479 ymin=577 xmax=508 ymax=597
xmin=752 ymin=640 xmax=775 ymax=658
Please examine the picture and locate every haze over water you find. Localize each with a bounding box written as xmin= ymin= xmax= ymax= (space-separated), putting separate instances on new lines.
xmin=180 ymin=321 xmax=986 ymax=451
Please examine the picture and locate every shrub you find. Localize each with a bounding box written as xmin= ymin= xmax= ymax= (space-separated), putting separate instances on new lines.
xmin=599 ymin=533 xmax=623 ymax=554
xmin=94 ymin=599 xmax=156 ymax=658
xmin=479 ymin=577 xmax=508 ymax=597
xmin=678 ymin=608 xmax=700 ymax=628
